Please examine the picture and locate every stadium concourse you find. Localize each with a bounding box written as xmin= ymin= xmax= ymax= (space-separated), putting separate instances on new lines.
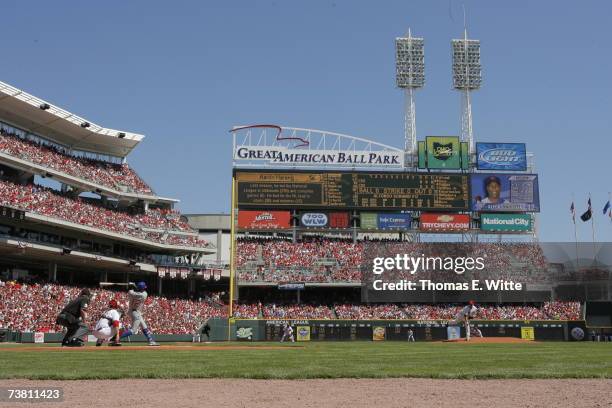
xmin=0 ymin=279 xmax=580 ymax=334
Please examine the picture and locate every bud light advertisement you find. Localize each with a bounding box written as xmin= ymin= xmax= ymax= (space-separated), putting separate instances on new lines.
xmin=476 ymin=143 xmax=527 ymax=171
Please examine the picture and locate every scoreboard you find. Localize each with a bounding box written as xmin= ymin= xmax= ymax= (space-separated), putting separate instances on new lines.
xmin=235 ymin=170 xmax=469 ymax=210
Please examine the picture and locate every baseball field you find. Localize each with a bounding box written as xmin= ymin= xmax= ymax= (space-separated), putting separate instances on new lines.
xmin=1 ymin=341 xmax=611 ymax=380
xmin=1 ymin=342 xmax=611 ymax=407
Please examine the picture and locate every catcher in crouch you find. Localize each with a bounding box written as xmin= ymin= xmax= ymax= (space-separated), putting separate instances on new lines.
xmin=119 ymin=281 xmax=159 ymax=346
xmin=92 ymin=299 xmax=124 ymax=346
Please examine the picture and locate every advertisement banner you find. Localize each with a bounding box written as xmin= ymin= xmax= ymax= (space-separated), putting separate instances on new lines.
xmin=296 ymin=326 xmax=311 ymax=341
xmin=329 ymin=212 xmax=350 ymax=228
xmin=471 ymin=173 xmax=540 ymax=212
xmin=426 ymin=136 xmax=461 ymax=169
xmin=238 ymin=210 xmax=291 ymax=229
xmin=300 ymin=212 xmax=328 ymax=228
xmin=372 ymin=326 xmax=386 ymax=341
xmin=476 ymin=143 xmax=527 ymax=171
xmin=521 ymin=327 xmax=535 ymax=341
xmin=360 ymin=213 xmax=378 ymax=229
xmin=378 ymin=213 xmax=411 ymax=230
xmin=447 ymin=326 xmax=461 ymax=340
xmin=236 ymin=327 xmax=254 ymax=341
xmin=420 ymin=213 xmax=470 ymax=231
xmin=34 ymin=332 xmax=45 ymax=343
xmin=480 ymin=213 xmax=532 ymax=232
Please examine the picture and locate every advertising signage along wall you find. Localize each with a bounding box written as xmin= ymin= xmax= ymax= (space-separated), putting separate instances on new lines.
xmin=235 ymin=170 xmax=469 ymax=210
xmin=299 ymin=212 xmax=350 ymax=228
xmin=471 ymin=173 xmax=540 ymax=212
xmin=426 ymin=136 xmax=461 ymax=169
xmin=360 ymin=213 xmax=378 ymax=229
xmin=420 ymin=213 xmax=470 ymax=231
xmin=480 ymin=213 xmax=532 ymax=232
xmin=377 ymin=213 xmax=411 ymax=230
xmin=300 ymin=213 xmax=328 ymax=228
xmin=328 ymin=212 xmax=350 ymax=228
xmin=476 ymin=143 xmax=527 ymax=171
xmin=237 ymin=210 xmax=291 ymax=229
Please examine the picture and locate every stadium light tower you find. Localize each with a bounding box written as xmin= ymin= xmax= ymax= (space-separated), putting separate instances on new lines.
xmin=452 ymin=29 xmax=482 ymax=156
xmin=395 ymin=29 xmax=424 ymax=168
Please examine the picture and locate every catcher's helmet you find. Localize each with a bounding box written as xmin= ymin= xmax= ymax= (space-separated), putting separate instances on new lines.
xmin=136 ymin=281 xmax=147 ymax=291
xmin=109 ymin=299 xmax=119 ymax=309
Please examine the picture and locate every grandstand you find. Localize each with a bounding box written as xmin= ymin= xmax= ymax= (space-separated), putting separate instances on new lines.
xmin=0 ymin=80 xmax=224 ymax=298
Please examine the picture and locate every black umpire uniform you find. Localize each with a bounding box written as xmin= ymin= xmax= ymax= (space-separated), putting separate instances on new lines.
xmin=55 ymin=288 xmax=91 ymax=346
xmin=201 ymin=319 xmax=211 ymax=341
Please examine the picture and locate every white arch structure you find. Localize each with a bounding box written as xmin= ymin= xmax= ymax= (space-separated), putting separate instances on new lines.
xmin=230 ymin=125 xmax=404 ymax=170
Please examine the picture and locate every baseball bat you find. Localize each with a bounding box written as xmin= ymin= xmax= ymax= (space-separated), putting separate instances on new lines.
xmin=99 ymin=282 xmax=131 ymax=287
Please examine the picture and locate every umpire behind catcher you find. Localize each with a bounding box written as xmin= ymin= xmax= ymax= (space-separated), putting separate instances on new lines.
xmin=55 ymin=288 xmax=91 ymax=347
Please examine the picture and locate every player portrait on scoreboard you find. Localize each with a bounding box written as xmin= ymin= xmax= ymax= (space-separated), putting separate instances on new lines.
xmin=471 ymin=173 xmax=540 ymax=212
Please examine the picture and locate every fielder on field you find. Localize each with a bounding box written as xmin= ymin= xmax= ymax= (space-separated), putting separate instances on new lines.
xmin=92 ymin=299 xmax=124 ymax=346
xmin=280 ymin=323 xmax=294 ymax=342
xmin=407 ymin=329 xmax=415 ymax=342
xmin=119 ymin=281 xmax=159 ymax=346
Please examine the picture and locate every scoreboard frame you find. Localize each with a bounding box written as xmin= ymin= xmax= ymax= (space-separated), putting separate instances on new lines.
xmin=233 ymin=168 xmax=471 ymax=211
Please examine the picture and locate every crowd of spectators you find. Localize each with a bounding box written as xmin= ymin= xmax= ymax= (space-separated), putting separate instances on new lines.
xmin=0 ymin=281 xmax=226 ymax=334
xmin=0 ymin=280 xmax=581 ymax=332
xmin=237 ymin=238 xmax=552 ymax=283
xmin=0 ymin=179 xmax=208 ymax=248
xmin=226 ymin=301 xmax=580 ymax=321
xmin=334 ymin=302 xmax=581 ymax=320
xmin=0 ymin=128 xmax=153 ymax=194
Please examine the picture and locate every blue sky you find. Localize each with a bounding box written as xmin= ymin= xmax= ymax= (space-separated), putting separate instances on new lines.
xmin=1 ymin=0 xmax=610 ymax=242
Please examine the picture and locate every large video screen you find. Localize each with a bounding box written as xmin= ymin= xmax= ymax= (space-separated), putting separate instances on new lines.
xmin=235 ymin=170 xmax=469 ymax=210
xmin=471 ymin=173 xmax=540 ymax=212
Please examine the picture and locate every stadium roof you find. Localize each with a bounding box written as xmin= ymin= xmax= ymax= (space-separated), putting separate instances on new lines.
xmin=0 ymin=80 xmax=143 ymax=158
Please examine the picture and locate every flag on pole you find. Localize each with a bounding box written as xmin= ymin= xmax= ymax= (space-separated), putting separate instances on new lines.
xmin=580 ymin=198 xmax=592 ymax=222
xmin=570 ymin=201 xmax=575 ymax=223
xmin=603 ymin=200 xmax=611 ymax=215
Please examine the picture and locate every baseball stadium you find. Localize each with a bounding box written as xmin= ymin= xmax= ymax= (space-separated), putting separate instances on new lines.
xmin=1 ymin=2 xmax=611 ymax=407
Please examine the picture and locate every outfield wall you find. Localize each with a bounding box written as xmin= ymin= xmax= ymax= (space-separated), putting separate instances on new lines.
xmin=230 ymin=319 xmax=589 ymax=342
xmin=0 ymin=320 xmax=592 ymax=343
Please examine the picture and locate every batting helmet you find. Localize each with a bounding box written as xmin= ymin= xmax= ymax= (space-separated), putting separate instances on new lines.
xmin=109 ymin=299 xmax=119 ymax=309
xmin=136 ymin=281 xmax=147 ymax=291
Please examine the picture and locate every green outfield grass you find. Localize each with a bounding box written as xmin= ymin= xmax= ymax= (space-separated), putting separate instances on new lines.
xmin=0 ymin=342 xmax=611 ymax=380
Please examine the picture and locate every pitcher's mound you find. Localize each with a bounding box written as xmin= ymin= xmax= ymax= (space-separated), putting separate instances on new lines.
xmin=443 ymin=337 xmax=535 ymax=344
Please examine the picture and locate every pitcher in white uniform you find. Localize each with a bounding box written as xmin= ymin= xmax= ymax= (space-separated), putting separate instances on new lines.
xmin=450 ymin=301 xmax=478 ymax=341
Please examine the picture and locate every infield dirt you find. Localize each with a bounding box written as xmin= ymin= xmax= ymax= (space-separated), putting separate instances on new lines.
xmin=0 ymin=378 xmax=610 ymax=408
